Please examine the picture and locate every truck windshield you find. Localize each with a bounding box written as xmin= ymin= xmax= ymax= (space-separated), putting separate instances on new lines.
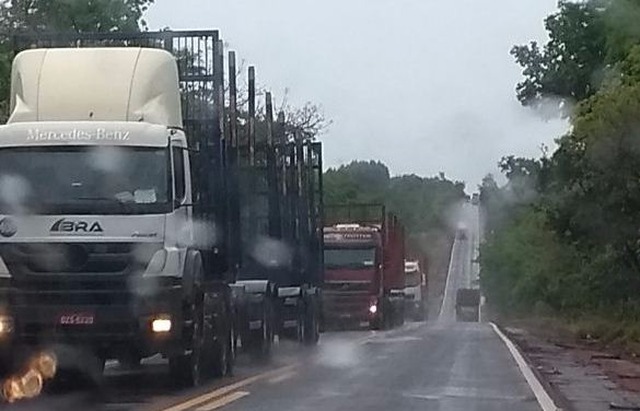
xmin=0 ymin=146 xmax=171 ymax=215
xmin=324 ymin=248 xmax=376 ymax=269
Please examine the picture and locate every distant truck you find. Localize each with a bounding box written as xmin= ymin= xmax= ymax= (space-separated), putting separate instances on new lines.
xmin=455 ymin=288 xmax=480 ymax=322
xmin=471 ymin=193 xmax=480 ymax=206
xmin=323 ymin=204 xmax=405 ymax=330
xmin=403 ymin=260 xmax=427 ymax=321
xmin=456 ymin=223 xmax=468 ymax=240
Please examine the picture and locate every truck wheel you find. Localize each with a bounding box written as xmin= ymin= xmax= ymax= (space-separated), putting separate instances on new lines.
xmin=169 ymin=307 xmax=205 ymax=387
xmin=117 ymin=353 xmax=142 ymax=370
xmin=370 ymin=317 xmax=381 ymax=330
xmin=230 ymin=323 xmax=238 ymax=364
xmin=303 ymin=309 xmax=320 ymax=346
xmin=414 ymin=303 xmax=426 ymax=322
xmin=53 ymin=352 xmax=105 ymax=391
xmin=248 ymin=306 xmax=272 ymax=360
xmin=211 ymin=329 xmax=231 ymax=378
xmin=398 ymin=306 xmax=406 ymax=327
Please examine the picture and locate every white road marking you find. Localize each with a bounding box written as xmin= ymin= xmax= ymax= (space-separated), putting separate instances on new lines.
xmin=405 ymin=389 xmax=533 ymax=402
xmin=490 ymin=323 xmax=560 ymax=411
xmin=194 ymin=391 xmax=249 ymax=411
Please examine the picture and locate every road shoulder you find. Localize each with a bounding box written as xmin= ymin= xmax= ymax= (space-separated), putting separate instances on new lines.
xmin=504 ymin=325 xmax=640 ymax=411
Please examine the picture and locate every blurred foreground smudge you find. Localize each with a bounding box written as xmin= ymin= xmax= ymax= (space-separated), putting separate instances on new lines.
xmin=1 ymin=352 xmax=57 ymax=403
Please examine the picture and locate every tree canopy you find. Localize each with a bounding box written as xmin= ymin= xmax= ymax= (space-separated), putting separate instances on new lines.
xmin=324 ymin=160 xmax=467 ymax=234
xmin=0 ymin=0 xmax=154 ymax=33
xmin=511 ymin=0 xmax=640 ymax=117
xmin=483 ymin=0 xmax=640 ymax=319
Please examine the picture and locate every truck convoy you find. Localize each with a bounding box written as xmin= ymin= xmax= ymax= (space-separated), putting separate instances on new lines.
xmin=0 ymin=30 xmax=324 ymax=386
xmin=403 ymin=259 xmax=427 ymax=321
xmin=322 ymin=204 xmax=405 ymax=329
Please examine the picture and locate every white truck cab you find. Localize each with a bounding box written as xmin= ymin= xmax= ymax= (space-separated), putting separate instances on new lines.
xmin=404 ymin=260 xmax=426 ymax=321
xmin=0 ymin=47 xmax=212 ymax=379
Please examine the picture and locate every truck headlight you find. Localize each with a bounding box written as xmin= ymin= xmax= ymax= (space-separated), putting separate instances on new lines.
xmin=369 ymin=304 xmax=378 ymax=314
xmin=151 ymin=316 xmax=172 ymax=333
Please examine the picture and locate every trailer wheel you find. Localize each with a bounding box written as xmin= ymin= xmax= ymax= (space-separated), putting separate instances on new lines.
xmin=303 ymin=306 xmax=320 ymax=346
xmin=248 ymin=303 xmax=272 ymax=360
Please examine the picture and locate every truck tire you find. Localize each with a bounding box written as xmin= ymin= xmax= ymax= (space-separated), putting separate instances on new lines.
xmin=247 ymin=302 xmax=272 ymax=360
xmin=117 ymin=353 xmax=142 ymax=370
xmin=230 ymin=322 xmax=238 ymax=365
xmin=53 ymin=351 xmax=105 ymax=391
xmin=303 ymin=308 xmax=320 ymax=346
xmin=169 ymin=303 xmax=206 ymax=387
xmin=211 ymin=328 xmax=232 ymax=378
xmin=413 ymin=302 xmax=426 ymax=322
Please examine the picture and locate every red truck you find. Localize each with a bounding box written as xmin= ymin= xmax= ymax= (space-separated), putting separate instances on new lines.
xmin=322 ymin=204 xmax=406 ymax=329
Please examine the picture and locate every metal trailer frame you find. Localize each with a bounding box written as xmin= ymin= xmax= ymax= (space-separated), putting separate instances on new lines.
xmin=236 ymin=66 xmax=324 ymax=347
xmin=324 ymin=203 xmax=386 ymax=227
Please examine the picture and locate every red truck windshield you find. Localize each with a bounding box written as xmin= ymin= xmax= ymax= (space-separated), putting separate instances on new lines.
xmin=324 ymin=247 xmax=376 ymax=269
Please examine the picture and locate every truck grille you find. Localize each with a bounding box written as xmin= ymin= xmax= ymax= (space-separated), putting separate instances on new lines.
xmin=0 ymin=242 xmax=162 ymax=306
xmin=323 ymin=293 xmax=372 ymax=314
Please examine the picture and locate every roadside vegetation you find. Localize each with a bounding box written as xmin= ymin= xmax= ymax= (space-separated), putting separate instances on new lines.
xmin=482 ymin=0 xmax=640 ymax=351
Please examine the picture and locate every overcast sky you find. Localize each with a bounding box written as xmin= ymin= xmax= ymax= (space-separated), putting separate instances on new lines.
xmin=147 ymin=0 xmax=567 ymax=189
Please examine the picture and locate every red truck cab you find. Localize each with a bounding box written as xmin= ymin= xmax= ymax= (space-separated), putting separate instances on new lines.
xmin=323 ymin=225 xmax=382 ymax=327
xmin=322 ymin=204 xmax=406 ymax=330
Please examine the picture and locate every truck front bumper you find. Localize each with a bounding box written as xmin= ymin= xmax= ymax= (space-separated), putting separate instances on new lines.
xmin=0 ymin=282 xmax=186 ymax=361
xmin=322 ymin=292 xmax=377 ymax=327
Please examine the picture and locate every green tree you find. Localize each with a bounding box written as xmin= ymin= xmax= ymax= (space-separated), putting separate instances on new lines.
xmin=1 ymin=0 xmax=154 ymax=32
xmin=0 ymin=0 xmax=155 ymax=120
xmin=484 ymin=1 xmax=640 ymax=319
xmin=511 ymin=1 xmax=607 ymax=114
xmin=324 ymin=160 xmax=466 ymax=235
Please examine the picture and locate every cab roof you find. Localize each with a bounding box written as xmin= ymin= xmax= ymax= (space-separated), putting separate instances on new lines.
xmin=8 ymin=48 xmax=182 ymax=128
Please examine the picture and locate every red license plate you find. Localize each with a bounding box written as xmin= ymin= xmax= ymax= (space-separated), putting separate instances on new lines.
xmin=58 ymin=313 xmax=95 ymax=326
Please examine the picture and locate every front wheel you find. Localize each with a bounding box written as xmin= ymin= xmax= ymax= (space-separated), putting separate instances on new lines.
xmin=413 ymin=303 xmax=426 ymax=322
xmin=169 ymin=306 xmax=206 ymax=387
xmin=211 ymin=330 xmax=232 ymax=378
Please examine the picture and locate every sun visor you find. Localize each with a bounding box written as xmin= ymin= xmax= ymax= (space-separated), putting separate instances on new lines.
xmin=8 ymin=48 xmax=183 ymax=128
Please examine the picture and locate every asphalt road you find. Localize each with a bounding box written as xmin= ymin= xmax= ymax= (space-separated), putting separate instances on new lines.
xmin=7 ymin=204 xmax=549 ymax=410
